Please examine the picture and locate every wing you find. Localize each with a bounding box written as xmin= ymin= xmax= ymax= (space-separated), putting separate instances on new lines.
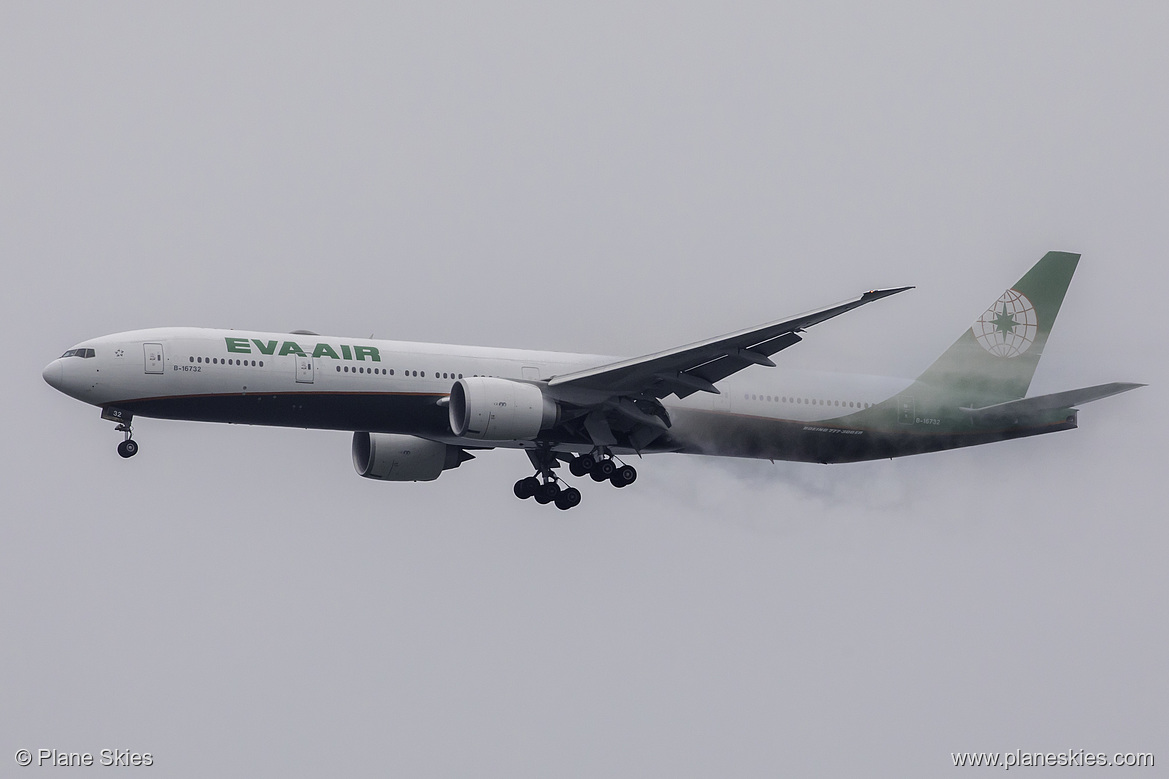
xmin=548 ymin=287 xmax=912 ymax=400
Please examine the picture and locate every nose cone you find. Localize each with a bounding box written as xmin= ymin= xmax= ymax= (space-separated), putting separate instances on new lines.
xmin=42 ymin=360 xmax=64 ymax=391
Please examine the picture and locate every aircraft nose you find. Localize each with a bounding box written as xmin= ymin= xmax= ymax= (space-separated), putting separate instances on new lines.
xmin=42 ymin=360 xmax=63 ymax=390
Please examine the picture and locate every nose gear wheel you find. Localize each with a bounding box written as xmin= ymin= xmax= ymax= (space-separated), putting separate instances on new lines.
xmin=113 ymin=420 xmax=139 ymax=458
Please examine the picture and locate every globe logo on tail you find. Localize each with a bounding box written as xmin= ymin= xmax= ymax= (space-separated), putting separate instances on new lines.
xmin=973 ymin=289 xmax=1037 ymax=358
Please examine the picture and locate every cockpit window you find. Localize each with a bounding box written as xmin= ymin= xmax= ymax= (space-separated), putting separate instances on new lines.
xmin=59 ymin=348 xmax=96 ymax=358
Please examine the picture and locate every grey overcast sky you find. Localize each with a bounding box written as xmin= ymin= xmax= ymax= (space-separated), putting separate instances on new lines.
xmin=2 ymin=3 xmax=1166 ymax=776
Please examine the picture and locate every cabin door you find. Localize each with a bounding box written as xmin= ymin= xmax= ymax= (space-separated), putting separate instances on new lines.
xmin=144 ymin=343 xmax=164 ymax=374
xmin=897 ymin=395 xmax=915 ymax=424
xmin=295 ymin=355 xmax=315 ymax=384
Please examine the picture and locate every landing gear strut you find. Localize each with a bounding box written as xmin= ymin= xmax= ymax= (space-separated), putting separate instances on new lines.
xmin=513 ymin=446 xmax=636 ymax=509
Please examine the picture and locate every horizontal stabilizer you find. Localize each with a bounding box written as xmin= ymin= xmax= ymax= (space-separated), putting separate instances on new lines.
xmin=960 ymin=382 xmax=1145 ymax=421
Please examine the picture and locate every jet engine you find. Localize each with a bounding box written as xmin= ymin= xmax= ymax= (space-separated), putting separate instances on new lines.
xmin=448 ymin=377 xmax=558 ymax=441
xmin=352 ymin=432 xmax=471 ymax=482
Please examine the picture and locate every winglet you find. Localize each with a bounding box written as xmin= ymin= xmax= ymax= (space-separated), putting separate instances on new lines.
xmin=862 ymin=286 xmax=914 ymax=302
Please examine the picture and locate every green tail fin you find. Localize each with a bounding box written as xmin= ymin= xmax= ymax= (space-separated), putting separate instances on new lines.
xmin=912 ymin=251 xmax=1080 ymax=404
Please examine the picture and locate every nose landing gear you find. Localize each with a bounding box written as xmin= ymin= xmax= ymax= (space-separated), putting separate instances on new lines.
xmin=115 ymin=424 xmax=138 ymax=458
xmin=102 ymin=407 xmax=138 ymax=458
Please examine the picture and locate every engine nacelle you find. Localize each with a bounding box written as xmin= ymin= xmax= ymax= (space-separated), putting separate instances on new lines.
xmin=352 ymin=432 xmax=469 ymax=482
xmin=448 ymin=377 xmax=558 ymax=441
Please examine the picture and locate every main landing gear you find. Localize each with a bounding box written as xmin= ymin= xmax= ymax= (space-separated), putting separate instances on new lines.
xmin=513 ymin=447 xmax=636 ymax=510
xmin=566 ymin=451 xmax=637 ymax=488
xmin=513 ymin=475 xmax=581 ymax=510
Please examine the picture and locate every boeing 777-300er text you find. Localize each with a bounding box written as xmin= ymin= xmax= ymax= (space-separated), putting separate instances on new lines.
xmin=44 ymin=252 xmax=1142 ymax=509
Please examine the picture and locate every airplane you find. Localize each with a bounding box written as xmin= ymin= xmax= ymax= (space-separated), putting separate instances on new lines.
xmin=43 ymin=251 xmax=1142 ymax=509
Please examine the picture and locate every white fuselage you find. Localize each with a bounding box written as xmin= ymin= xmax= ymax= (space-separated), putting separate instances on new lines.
xmin=44 ymin=327 xmax=911 ymax=436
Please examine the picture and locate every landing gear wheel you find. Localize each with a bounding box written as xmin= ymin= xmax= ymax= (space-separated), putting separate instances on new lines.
xmin=570 ymin=454 xmax=596 ymax=477
xmin=534 ymin=481 xmax=561 ymax=505
xmin=610 ymin=465 xmax=637 ymax=487
xmin=590 ymin=459 xmax=616 ymax=482
xmin=554 ymin=487 xmax=582 ymax=510
xmin=514 ymin=476 xmax=540 ymax=500
xmin=117 ymin=439 xmax=138 ymax=458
